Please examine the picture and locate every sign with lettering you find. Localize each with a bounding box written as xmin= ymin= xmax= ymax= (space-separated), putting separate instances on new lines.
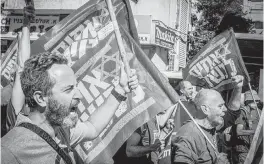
xmin=1 ymin=15 xmax=59 ymax=38
xmin=138 ymin=34 xmax=150 ymax=44
xmin=4 ymin=0 xmax=89 ymax=10
xmin=154 ymin=21 xmax=179 ymax=49
xmin=183 ymin=29 xmax=250 ymax=91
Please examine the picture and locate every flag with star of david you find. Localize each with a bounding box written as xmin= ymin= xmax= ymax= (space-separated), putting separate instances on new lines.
xmin=183 ymin=29 xmax=250 ymax=91
xmin=27 ymin=0 xmax=180 ymax=163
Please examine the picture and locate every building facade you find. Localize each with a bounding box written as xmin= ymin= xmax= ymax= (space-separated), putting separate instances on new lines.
xmin=130 ymin=0 xmax=191 ymax=80
xmin=1 ymin=0 xmax=191 ymax=82
xmin=243 ymin=0 xmax=263 ymax=34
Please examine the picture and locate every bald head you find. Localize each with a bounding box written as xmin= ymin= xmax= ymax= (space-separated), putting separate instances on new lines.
xmin=193 ymin=89 xmax=222 ymax=110
xmin=194 ymin=89 xmax=227 ymax=127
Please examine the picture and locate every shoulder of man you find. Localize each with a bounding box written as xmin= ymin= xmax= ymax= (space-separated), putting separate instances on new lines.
xmin=174 ymin=121 xmax=199 ymax=137
xmin=235 ymin=107 xmax=249 ymax=122
xmin=1 ymin=126 xmax=44 ymax=162
xmin=2 ymin=125 xmax=37 ymax=148
xmin=1 ymin=145 xmax=20 ymax=164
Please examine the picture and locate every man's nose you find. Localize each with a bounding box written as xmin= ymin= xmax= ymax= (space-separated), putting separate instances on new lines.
xmin=74 ymin=88 xmax=83 ymax=100
xmin=222 ymin=105 xmax=227 ymax=112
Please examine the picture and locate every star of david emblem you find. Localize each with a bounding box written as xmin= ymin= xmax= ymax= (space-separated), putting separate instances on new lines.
xmin=216 ymin=41 xmax=231 ymax=60
xmin=94 ymin=51 xmax=120 ymax=81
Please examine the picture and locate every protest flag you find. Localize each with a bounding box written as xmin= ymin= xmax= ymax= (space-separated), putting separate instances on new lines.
xmin=183 ymin=28 xmax=250 ymax=91
xmin=4 ymin=0 xmax=181 ymax=163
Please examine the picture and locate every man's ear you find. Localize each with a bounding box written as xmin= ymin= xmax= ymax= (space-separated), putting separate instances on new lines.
xmin=200 ymin=105 xmax=209 ymax=116
xmin=33 ymin=91 xmax=48 ymax=107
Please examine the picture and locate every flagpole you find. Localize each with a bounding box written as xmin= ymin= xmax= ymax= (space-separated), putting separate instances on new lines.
xmin=248 ymin=82 xmax=261 ymax=117
xmin=178 ymin=100 xmax=218 ymax=155
xmin=105 ymin=0 xmax=131 ymax=77
xmin=244 ymin=107 xmax=264 ymax=164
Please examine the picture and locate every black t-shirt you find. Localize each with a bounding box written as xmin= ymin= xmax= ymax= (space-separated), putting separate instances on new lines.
xmin=113 ymin=126 xmax=153 ymax=164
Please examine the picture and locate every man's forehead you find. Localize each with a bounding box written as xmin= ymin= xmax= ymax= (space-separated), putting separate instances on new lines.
xmin=48 ymin=64 xmax=76 ymax=86
xmin=198 ymin=89 xmax=223 ymax=102
xmin=183 ymin=81 xmax=192 ymax=88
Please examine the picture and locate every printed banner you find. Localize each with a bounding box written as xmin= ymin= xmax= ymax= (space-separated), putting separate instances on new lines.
xmin=183 ymin=29 xmax=250 ymax=91
xmin=23 ymin=0 xmax=180 ymax=163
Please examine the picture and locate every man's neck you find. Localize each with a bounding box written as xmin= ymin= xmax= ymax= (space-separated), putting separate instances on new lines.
xmin=195 ymin=118 xmax=214 ymax=129
xmin=28 ymin=111 xmax=56 ymax=138
xmin=181 ymin=95 xmax=190 ymax=101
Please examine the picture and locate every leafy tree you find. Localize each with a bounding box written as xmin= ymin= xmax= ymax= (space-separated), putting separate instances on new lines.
xmin=187 ymin=0 xmax=253 ymax=62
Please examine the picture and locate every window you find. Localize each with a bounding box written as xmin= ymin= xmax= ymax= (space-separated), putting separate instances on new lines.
xmin=255 ymin=21 xmax=263 ymax=29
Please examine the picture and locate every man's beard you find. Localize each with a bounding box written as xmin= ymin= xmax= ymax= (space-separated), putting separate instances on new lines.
xmin=63 ymin=112 xmax=79 ymax=128
xmin=210 ymin=116 xmax=224 ymax=128
xmin=45 ymin=98 xmax=79 ymax=128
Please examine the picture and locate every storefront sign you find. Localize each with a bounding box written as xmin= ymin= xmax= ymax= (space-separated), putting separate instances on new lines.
xmin=4 ymin=0 xmax=88 ymax=10
xmin=1 ymin=15 xmax=59 ymax=38
xmin=139 ymin=34 xmax=150 ymax=44
xmin=154 ymin=21 xmax=178 ymax=49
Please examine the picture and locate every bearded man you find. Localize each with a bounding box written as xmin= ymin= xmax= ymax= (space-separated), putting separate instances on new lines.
xmin=1 ymin=52 xmax=139 ymax=164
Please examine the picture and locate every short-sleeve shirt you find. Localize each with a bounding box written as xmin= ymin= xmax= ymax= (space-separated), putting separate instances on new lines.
xmin=1 ymin=113 xmax=91 ymax=164
xmin=172 ymin=121 xmax=217 ymax=164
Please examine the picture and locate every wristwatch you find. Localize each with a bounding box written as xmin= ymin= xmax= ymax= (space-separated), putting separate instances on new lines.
xmin=111 ymin=89 xmax=127 ymax=102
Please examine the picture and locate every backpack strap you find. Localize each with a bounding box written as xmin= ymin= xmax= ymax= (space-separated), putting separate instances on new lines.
xmin=18 ymin=122 xmax=73 ymax=164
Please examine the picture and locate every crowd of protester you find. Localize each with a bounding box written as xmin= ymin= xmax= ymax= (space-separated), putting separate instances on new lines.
xmin=1 ymin=4 xmax=263 ymax=164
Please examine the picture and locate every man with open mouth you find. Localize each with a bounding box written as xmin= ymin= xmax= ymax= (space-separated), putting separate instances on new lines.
xmin=1 ymin=52 xmax=139 ymax=164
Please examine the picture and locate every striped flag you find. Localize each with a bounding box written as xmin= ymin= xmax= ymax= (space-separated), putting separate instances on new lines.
xmin=23 ymin=0 xmax=180 ymax=163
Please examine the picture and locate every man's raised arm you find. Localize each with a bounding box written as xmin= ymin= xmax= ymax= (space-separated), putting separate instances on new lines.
xmin=11 ymin=4 xmax=35 ymax=115
xmin=80 ymin=65 xmax=139 ymax=140
xmin=227 ymin=75 xmax=244 ymax=111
